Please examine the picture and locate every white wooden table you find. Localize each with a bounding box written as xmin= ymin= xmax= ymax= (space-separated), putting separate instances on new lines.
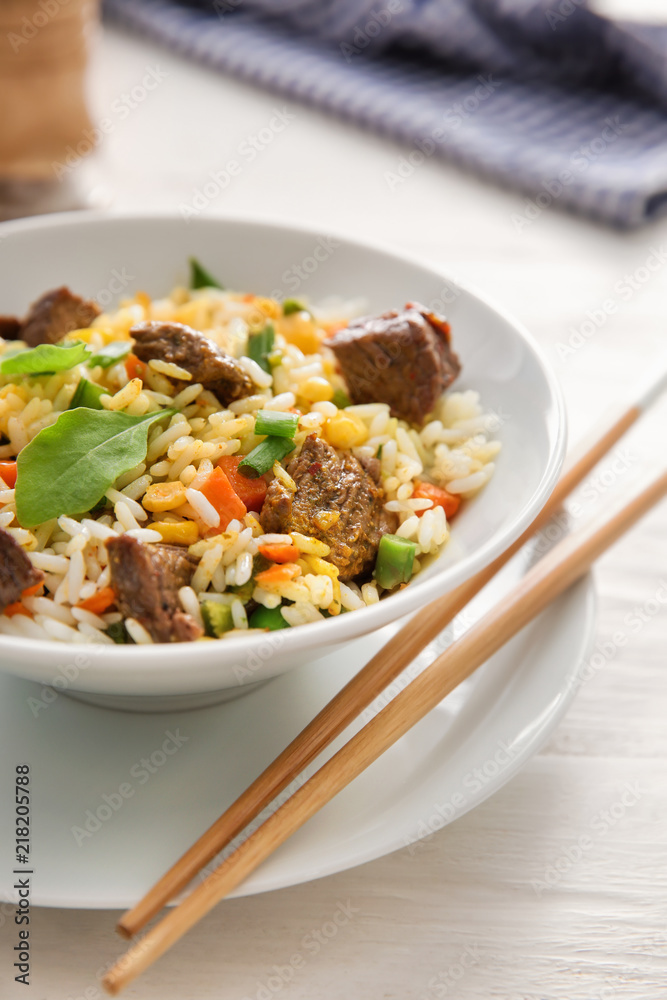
xmin=3 ymin=17 xmax=667 ymax=1000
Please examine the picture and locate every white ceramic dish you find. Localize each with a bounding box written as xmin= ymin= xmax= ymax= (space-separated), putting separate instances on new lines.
xmin=0 ymin=212 xmax=566 ymax=707
xmin=0 ymin=557 xmax=596 ymax=909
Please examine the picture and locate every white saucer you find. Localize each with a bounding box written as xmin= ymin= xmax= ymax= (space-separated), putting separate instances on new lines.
xmin=0 ymin=560 xmax=596 ymax=909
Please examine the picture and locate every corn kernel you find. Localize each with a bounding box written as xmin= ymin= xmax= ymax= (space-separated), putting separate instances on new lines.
xmin=300 ymin=377 xmax=334 ymax=403
xmin=324 ymin=411 xmax=368 ymax=449
xmin=143 ymin=481 xmax=187 ymax=512
xmin=279 ymin=313 xmax=320 ymax=354
xmin=254 ymin=297 xmax=281 ymax=320
xmin=151 ymin=520 xmax=199 ymax=545
xmin=313 ymin=510 xmax=340 ymax=531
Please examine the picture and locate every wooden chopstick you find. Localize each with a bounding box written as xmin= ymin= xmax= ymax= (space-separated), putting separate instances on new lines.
xmin=116 ymin=373 xmax=666 ymax=942
xmin=103 ymin=465 xmax=667 ymax=994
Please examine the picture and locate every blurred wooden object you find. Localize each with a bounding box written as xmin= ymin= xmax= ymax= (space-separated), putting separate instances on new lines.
xmin=0 ymin=0 xmax=98 ymax=215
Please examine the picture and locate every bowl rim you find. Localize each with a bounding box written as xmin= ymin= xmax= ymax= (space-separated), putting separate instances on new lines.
xmin=0 ymin=209 xmax=567 ymax=676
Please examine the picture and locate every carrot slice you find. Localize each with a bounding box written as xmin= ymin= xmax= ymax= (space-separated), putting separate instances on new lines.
xmin=76 ymin=586 xmax=117 ymax=615
xmin=199 ymin=466 xmax=247 ymax=531
xmin=125 ymin=353 xmax=147 ymax=382
xmin=0 ymin=460 xmax=17 ymax=489
xmin=412 ymin=481 xmax=461 ymax=520
xmin=257 ymin=542 xmax=300 ymax=564
xmin=217 ymin=456 xmax=268 ymax=512
xmin=255 ymin=562 xmax=301 ymax=587
xmin=4 ymin=602 xmax=31 ymax=618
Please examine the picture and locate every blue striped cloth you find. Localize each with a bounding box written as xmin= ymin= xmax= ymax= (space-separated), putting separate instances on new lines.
xmin=103 ymin=0 xmax=667 ymax=228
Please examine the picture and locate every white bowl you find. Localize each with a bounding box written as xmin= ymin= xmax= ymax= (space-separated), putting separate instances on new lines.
xmin=0 ymin=212 xmax=566 ymax=710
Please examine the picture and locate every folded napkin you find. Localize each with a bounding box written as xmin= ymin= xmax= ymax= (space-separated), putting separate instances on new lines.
xmin=103 ymin=0 xmax=667 ymax=227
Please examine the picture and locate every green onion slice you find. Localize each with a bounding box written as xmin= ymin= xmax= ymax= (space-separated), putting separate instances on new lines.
xmin=254 ymin=409 xmax=298 ymax=439
xmin=247 ymin=323 xmax=275 ymax=374
xmin=238 ymin=436 xmax=295 ymax=478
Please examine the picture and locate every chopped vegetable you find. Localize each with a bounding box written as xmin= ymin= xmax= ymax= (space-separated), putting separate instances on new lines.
xmin=69 ymin=378 xmax=105 ymax=411
xmin=217 ymin=455 xmax=267 ymax=512
xmin=257 ymin=542 xmax=300 ymax=563
xmin=105 ymin=620 xmax=133 ymax=644
xmin=124 ymin=354 xmax=147 ymax=382
xmin=412 ymin=481 xmax=461 ymax=520
xmin=88 ymin=341 xmax=132 ymax=369
xmin=22 ymin=582 xmax=43 ymax=599
xmin=189 ymin=257 xmax=223 ymax=290
xmin=255 ymin=562 xmax=301 ymax=587
xmin=238 ymin=437 xmax=296 ymax=479
xmin=142 ymin=480 xmax=187 ymax=512
xmin=332 ymin=388 xmax=351 ymax=409
xmin=151 ymin=521 xmax=199 ymax=545
xmin=283 ymin=299 xmax=308 ymax=316
xmin=15 ymin=407 xmax=174 ymax=528
xmin=247 ymin=323 xmax=275 ymax=374
xmin=0 ymin=460 xmax=17 ymax=488
xmin=201 ymin=600 xmax=234 ymax=637
xmin=198 ymin=466 xmax=247 ymax=531
xmin=249 ymin=605 xmax=291 ymax=630
xmin=324 ymin=411 xmax=367 ymax=449
xmin=373 ymin=534 xmax=417 ymax=590
xmin=254 ymin=409 xmax=298 ymax=439
xmin=3 ymin=601 xmax=31 ymax=618
xmin=229 ymin=579 xmax=255 ymax=603
xmin=76 ymin=587 xmax=116 ymax=615
xmin=0 ymin=340 xmax=91 ymax=376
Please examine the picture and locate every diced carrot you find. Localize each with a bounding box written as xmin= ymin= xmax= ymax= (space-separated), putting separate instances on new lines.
xmin=125 ymin=353 xmax=147 ymax=382
xmin=199 ymin=466 xmax=247 ymax=531
xmin=76 ymin=586 xmax=117 ymax=615
xmin=4 ymin=602 xmax=31 ymax=618
xmin=412 ymin=481 xmax=462 ymax=520
xmin=255 ymin=562 xmax=301 ymax=587
xmin=258 ymin=542 xmax=300 ymax=564
xmin=0 ymin=460 xmax=17 ymax=488
xmin=217 ymin=455 xmax=268 ymax=512
xmin=21 ymin=581 xmax=43 ymax=599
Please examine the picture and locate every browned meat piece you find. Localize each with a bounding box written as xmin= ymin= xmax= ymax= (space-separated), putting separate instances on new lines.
xmin=261 ymin=434 xmax=397 ymax=580
xmin=324 ymin=303 xmax=461 ymax=426
xmin=21 ymin=287 xmax=101 ymax=347
xmin=0 ymin=316 xmax=22 ymax=340
xmin=0 ymin=528 xmax=43 ymax=615
xmin=106 ymin=536 xmax=203 ymax=643
xmin=130 ymin=321 xmax=255 ymax=406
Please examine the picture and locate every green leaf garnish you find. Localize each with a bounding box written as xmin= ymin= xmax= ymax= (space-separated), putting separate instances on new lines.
xmin=189 ymin=257 xmax=223 ymax=290
xmin=15 ymin=407 xmax=175 ymax=528
xmin=0 ymin=341 xmax=91 ymax=376
xmin=283 ymin=299 xmax=308 ymax=316
xmin=69 ymin=378 xmax=106 ymax=411
xmin=88 ymin=341 xmax=132 ymax=369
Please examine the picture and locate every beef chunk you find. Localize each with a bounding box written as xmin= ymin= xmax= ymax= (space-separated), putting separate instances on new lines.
xmin=106 ymin=536 xmax=203 ymax=643
xmin=260 ymin=434 xmax=397 ymax=580
xmin=21 ymin=287 xmax=101 ymax=347
xmin=130 ymin=321 xmax=255 ymax=407
xmin=324 ymin=304 xmax=461 ymax=426
xmin=0 ymin=316 xmax=22 ymax=340
xmin=0 ymin=528 xmax=43 ymax=615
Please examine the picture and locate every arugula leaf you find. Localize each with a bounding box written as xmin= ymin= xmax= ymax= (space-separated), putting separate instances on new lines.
xmin=0 ymin=341 xmax=91 ymax=376
xmin=69 ymin=378 xmax=106 ymax=411
xmin=88 ymin=341 xmax=132 ymax=369
xmin=189 ymin=257 xmax=224 ymax=290
xmin=16 ymin=408 xmax=175 ymax=528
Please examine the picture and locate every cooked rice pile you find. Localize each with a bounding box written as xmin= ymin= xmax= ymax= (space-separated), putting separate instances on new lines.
xmin=0 ymin=286 xmax=500 ymax=644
